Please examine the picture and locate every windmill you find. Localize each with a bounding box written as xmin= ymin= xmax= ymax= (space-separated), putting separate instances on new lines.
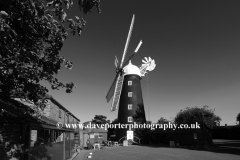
xmin=106 ymin=14 xmax=156 ymax=141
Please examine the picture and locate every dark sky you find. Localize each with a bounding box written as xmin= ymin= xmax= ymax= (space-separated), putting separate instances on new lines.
xmin=43 ymin=0 xmax=240 ymax=125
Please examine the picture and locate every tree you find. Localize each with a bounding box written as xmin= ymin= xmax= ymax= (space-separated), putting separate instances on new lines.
xmin=92 ymin=115 xmax=109 ymax=125
xmin=108 ymin=118 xmax=118 ymax=140
xmin=111 ymin=118 xmax=118 ymax=124
xmin=174 ymin=105 xmax=221 ymax=128
xmin=157 ymin=117 xmax=169 ymax=124
xmin=0 ymin=1 xmax=101 ymax=159
xmin=0 ymin=0 xmax=101 ymax=106
xmin=133 ymin=103 xmax=147 ymax=124
xmin=146 ymin=120 xmax=151 ymax=124
xmin=132 ymin=103 xmax=148 ymax=144
xmin=237 ymin=113 xmax=240 ymax=125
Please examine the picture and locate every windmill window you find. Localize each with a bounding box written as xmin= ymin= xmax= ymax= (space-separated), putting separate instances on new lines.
xmin=128 ymin=92 xmax=132 ymax=97
xmin=128 ymin=104 xmax=132 ymax=110
xmin=128 ymin=117 xmax=133 ymax=122
xmin=128 ymin=81 xmax=132 ymax=85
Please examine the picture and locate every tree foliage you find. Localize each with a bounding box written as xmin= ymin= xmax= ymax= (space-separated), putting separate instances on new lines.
xmin=0 ymin=99 xmax=39 ymax=160
xmin=92 ymin=115 xmax=109 ymax=125
xmin=132 ymin=104 xmax=148 ymax=144
xmin=111 ymin=118 xmax=118 ymax=124
xmin=174 ymin=105 xmax=221 ymax=128
xmin=107 ymin=118 xmax=118 ymax=139
xmin=133 ymin=103 xmax=147 ymax=124
xmin=157 ymin=117 xmax=169 ymax=124
xmin=0 ymin=0 xmax=101 ymax=159
xmin=0 ymin=0 xmax=100 ymax=106
xmin=237 ymin=113 xmax=240 ymax=125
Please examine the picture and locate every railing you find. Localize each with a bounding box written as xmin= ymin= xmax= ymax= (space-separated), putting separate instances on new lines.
xmin=118 ymin=136 xmax=141 ymax=144
xmin=118 ymin=136 xmax=126 ymax=144
xmin=133 ymin=136 xmax=140 ymax=144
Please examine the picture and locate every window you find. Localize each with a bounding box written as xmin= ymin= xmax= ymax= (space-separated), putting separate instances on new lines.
xmin=128 ymin=117 xmax=133 ymax=122
xmin=128 ymin=81 xmax=132 ymax=86
xmin=43 ymin=130 xmax=55 ymax=143
xmin=30 ymin=129 xmax=44 ymax=147
xmin=59 ymin=110 xmax=61 ymax=118
xmin=98 ymin=134 xmax=103 ymax=138
xmin=50 ymin=130 xmax=55 ymax=143
xmin=44 ymin=130 xmax=50 ymax=143
xmin=128 ymin=92 xmax=132 ymax=97
xmin=55 ymin=131 xmax=63 ymax=142
xmin=66 ymin=113 xmax=69 ymax=123
xmin=193 ymin=133 xmax=197 ymax=140
xmin=128 ymin=104 xmax=132 ymax=110
xmin=54 ymin=131 xmax=58 ymax=143
xmin=90 ymin=134 xmax=94 ymax=138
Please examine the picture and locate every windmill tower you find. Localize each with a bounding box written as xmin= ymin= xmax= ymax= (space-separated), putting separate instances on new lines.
xmin=106 ymin=15 xmax=156 ymax=141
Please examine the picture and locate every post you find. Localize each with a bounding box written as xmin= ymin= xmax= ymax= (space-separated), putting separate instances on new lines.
xmin=63 ymin=111 xmax=66 ymax=160
xmin=78 ymin=127 xmax=81 ymax=147
xmin=69 ymin=132 xmax=71 ymax=158
xmin=22 ymin=122 xmax=28 ymax=160
xmin=63 ymin=132 xmax=65 ymax=160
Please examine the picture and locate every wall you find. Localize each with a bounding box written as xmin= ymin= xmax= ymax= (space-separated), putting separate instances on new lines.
xmin=79 ymin=130 xmax=84 ymax=147
xmin=117 ymin=74 xmax=146 ymax=141
xmin=89 ymin=133 xmax=107 ymax=144
xmin=42 ymin=99 xmax=78 ymax=125
xmin=83 ymin=134 xmax=89 ymax=147
xmin=28 ymin=128 xmax=78 ymax=160
xmin=213 ymin=126 xmax=240 ymax=140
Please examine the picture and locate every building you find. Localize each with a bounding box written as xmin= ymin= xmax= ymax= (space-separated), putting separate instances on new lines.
xmin=213 ymin=125 xmax=240 ymax=140
xmin=149 ymin=123 xmax=212 ymax=147
xmin=86 ymin=128 xmax=108 ymax=144
xmin=0 ymin=95 xmax=80 ymax=160
xmin=117 ymin=61 xmax=147 ymax=141
xmin=79 ymin=122 xmax=108 ymax=148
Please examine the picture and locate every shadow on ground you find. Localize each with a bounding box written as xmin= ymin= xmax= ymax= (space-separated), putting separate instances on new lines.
xmin=137 ymin=139 xmax=240 ymax=156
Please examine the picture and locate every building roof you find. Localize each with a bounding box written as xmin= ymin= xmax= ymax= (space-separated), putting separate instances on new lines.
xmin=1 ymin=99 xmax=76 ymax=132
xmin=123 ymin=60 xmax=141 ymax=76
xmin=214 ymin=125 xmax=240 ymax=129
xmin=83 ymin=127 xmax=108 ymax=133
xmin=45 ymin=94 xmax=80 ymax=121
xmin=149 ymin=123 xmax=212 ymax=134
xmin=14 ymin=94 xmax=80 ymax=122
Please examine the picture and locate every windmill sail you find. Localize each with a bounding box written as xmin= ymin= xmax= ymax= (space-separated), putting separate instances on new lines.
xmin=140 ymin=57 xmax=156 ymax=76
xmin=106 ymin=75 xmax=118 ymax=102
xmin=119 ymin=14 xmax=135 ymax=68
xmin=140 ymin=64 xmax=149 ymax=76
xmin=111 ymin=75 xmax=124 ymax=111
xmin=122 ymin=40 xmax=143 ymax=68
xmin=106 ymin=15 xmax=135 ymax=103
xmin=106 ymin=14 xmax=139 ymax=112
xmin=115 ymin=56 xmax=119 ymax=68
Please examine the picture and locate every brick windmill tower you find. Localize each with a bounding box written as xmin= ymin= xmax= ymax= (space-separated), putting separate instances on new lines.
xmin=106 ymin=15 xmax=156 ymax=141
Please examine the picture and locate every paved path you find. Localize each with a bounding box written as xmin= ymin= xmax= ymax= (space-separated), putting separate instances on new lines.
xmin=213 ymin=139 xmax=240 ymax=149
xmin=74 ymin=149 xmax=92 ymax=160
xmin=74 ymin=145 xmax=240 ymax=160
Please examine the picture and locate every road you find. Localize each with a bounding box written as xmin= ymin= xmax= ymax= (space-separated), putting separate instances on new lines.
xmin=74 ymin=144 xmax=240 ymax=160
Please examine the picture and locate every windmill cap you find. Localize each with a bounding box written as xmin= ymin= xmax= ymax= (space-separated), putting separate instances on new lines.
xmin=123 ymin=60 xmax=141 ymax=76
